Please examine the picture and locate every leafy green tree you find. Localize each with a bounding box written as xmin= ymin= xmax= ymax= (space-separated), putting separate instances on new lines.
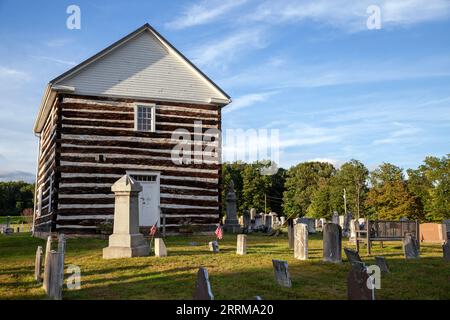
xmin=282 ymin=162 xmax=335 ymax=218
xmin=331 ymin=159 xmax=369 ymax=219
xmin=307 ymin=178 xmax=334 ymax=219
xmin=365 ymin=163 xmax=423 ymax=220
xmin=407 ymin=155 xmax=450 ymax=221
xmin=241 ymin=162 xmax=273 ymax=213
xmin=0 ymin=181 xmax=35 ymax=216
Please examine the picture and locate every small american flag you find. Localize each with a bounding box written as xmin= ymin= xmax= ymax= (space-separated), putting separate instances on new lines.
xmin=149 ymin=223 xmax=157 ymax=236
xmin=215 ymin=224 xmax=223 ymax=240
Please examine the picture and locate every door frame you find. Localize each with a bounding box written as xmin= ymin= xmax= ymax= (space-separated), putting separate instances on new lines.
xmin=126 ymin=170 xmax=161 ymax=226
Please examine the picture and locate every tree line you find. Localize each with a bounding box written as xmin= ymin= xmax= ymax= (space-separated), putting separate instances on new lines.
xmin=0 ymin=181 xmax=35 ymax=216
xmin=222 ymin=154 xmax=449 ymax=222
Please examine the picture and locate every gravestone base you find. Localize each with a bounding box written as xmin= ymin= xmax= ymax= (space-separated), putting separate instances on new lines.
xmin=103 ymin=244 xmax=150 ymax=259
xmin=223 ymin=224 xmax=242 ymax=233
xmin=103 ymin=234 xmax=150 ymax=259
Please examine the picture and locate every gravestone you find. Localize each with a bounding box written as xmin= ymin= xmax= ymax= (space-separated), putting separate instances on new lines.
xmin=287 ymin=219 xmax=294 ymax=250
xmin=103 ymin=175 xmax=150 ymax=259
xmin=347 ymin=262 xmax=375 ymax=300
xmin=294 ymin=223 xmax=308 ymax=260
xmin=209 ymin=241 xmax=219 ymax=253
xmin=265 ymin=214 xmax=273 ymax=230
xmin=242 ymin=210 xmax=250 ymax=229
xmin=344 ymin=248 xmax=363 ymax=266
xmin=272 ymin=259 xmax=291 ymax=288
xmin=280 ymin=216 xmax=286 ymax=225
xmin=48 ymin=251 xmax=63 ymax=300
xmin=193 ymin=267 xmax=214 ymax=300
xmin=323 ymin=223 xmax=342 ymax=263
xmin=250 ymin=208 xmax=257 ymax=221
xmin=236 ymin=234 xmax=247 ymax=255
xmin=34 ymin=246 xmax=43 ymax=283
xmin=43 ymin=235 xmax=52 ymax=291
xmin=403 ymin=233 xmax=420 ymax=259
xmin=254 ymin=214 xmax=262 ymax=228
xmin=443 ymin=241 xmax=450 ymax=261
xmin=375 ymin=256 xmax=390 ymax=272
xmin=339 ymin=215 xmax=345 ymax=230
xmin=332 ymin=212 xmax=339 ymax=224
xmin=155 ymin=238 xmax=167 ymax=257
xmin=349 ymin=219 xmax=357 ymax=242
xmin=298 ymin=217 xmax=316 ymax=234
xmin=57 ymin=234 xmax=66 ymax=291
xmin=224 ymin=180 xmax=241 ymax=233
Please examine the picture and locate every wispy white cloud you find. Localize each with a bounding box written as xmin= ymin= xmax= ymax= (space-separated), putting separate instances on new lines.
xmin=166 ymin=0 xmax=248 ymax=29
xmin=224 ymin=91 xmax=278 ymax=113
xmin=190 ymin=29 xmax=268 ymax=69
xmin=219 ymin=55 xmax=450 ymax=91
xmin=45 ymin=38 xmax=74 ymax=48
xmin=249 ymin=0 xmax=450 ymax=31
xmin=31 ymin=55 xmax=76 ymax=66
xmin=373 ymin=122 xmax=421 ymax=145
xmin=0 ymin=66 xmax=31 ymax=82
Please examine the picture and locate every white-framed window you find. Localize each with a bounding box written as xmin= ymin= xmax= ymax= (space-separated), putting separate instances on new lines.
xmin=134 ymin=103 xmax=156 ymax=132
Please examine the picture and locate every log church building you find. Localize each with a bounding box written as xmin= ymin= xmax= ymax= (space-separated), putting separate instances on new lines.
xmin=32 ymin=23 xmax=231 ymax=237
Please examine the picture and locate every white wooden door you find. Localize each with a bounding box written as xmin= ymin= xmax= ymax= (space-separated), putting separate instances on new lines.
xmin=128 ymin=172 xmax=160 ymax=227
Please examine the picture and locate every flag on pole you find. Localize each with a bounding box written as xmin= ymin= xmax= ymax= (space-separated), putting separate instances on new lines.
xmin=215 ymin=224 xmax=223 ymax=240
xmin=149 ymin=223 xmax=157 ymax=236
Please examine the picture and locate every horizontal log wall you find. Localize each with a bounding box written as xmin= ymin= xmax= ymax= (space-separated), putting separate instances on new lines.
xmin=55 ymin=94 xmax=221 ymax=234
xmin=34 ymin=98 xmax=60 ymax=233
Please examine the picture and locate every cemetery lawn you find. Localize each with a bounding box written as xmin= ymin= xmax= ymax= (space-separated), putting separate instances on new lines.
xmin=1 ymin=232 xmax=449 ymax=300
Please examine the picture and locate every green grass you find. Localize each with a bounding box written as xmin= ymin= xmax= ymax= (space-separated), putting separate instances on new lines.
xmin=0 ymin=232 xmax=449 ymax=300
xmin=0 ymin=216 xmax=30 ymax=224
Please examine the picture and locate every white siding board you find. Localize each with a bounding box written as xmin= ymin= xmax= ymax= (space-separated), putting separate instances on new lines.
xmin=56 ymin=31 xmax=225 ymax=103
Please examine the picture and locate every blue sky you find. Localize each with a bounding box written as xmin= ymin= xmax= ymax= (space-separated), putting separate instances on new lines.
xmin=0 ymin=0 xmax=449 ymax=181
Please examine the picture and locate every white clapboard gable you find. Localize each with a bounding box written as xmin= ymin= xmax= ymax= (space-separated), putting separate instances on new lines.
xmin=54 ymin=27 xmax=229 ymax=104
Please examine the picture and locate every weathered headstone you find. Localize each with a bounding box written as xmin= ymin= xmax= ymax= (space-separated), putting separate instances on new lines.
xmin=280 ymin=216 xmax=286 ymax=225
xmin=57 ymin=234 xmax=66 ymax=291
xmin=103 ymin=175 xmax=150 ymax=259
xmin=43 ymin=250 xmax=63 ymax=300
xmin=287 ymin=219 xmax=294 ymax=250
xmin=250 ymin=208 xmax=257 ymax=221
xmin=294 ymin=223 xmax=308 ymax=260
xmin=224 ymin=180 xmax=241 ymax=233
xmin=443 ymin=241 xmax=450 ymax=261
xmin=298 ymin=217 xmax=316 ymax=234
xmin=375 ymin=256 xmax=390 ymax=272
xmin=403 ymin=233 xmax=420 ymax=259
xmin=323 ymin=223 xmax=342 ymax=263
xmin=193 ymin=267 xmax=214 ymax=300
xmin=209 ymin=240 xmax=219 ymax=253
xmin=34 ymin=246 xmax=43 ymax=283
xmin=347 ymin=262 xmax=375 ymax=300
xmin=265 ymin=214 xmax=273 ymax=230
xmin=242 ymin=210 xmax=250 ymax=229
xmin=332 ymin=212 xmax=339 ymax=224
xmin=254 ymin=214 xmax=262 ymax=228
xmin=344 ymin=248 xmax=363 ymax=266
xmin=155 ymin=238 xmax=167 ymax=257
xmin=272 ymin=259 xmax=291 ymax=288
xmin=43 ymin=235 xmax=52 ymax=291
xmin=349 ymin=219 xmax=357 ymax=242
xmin=236 ymin=234 xmax=247 ymax=255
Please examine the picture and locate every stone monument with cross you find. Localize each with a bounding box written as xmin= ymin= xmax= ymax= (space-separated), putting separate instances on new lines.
xmin=223 ymin=180 xmax=241 ymax=233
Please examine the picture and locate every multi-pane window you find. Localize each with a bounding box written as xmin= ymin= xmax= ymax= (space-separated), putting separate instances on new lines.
xmin=130 ymin=174 xmax=157 ymax=182
xmin=135 ymin=104 xmax=155 ymax=132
